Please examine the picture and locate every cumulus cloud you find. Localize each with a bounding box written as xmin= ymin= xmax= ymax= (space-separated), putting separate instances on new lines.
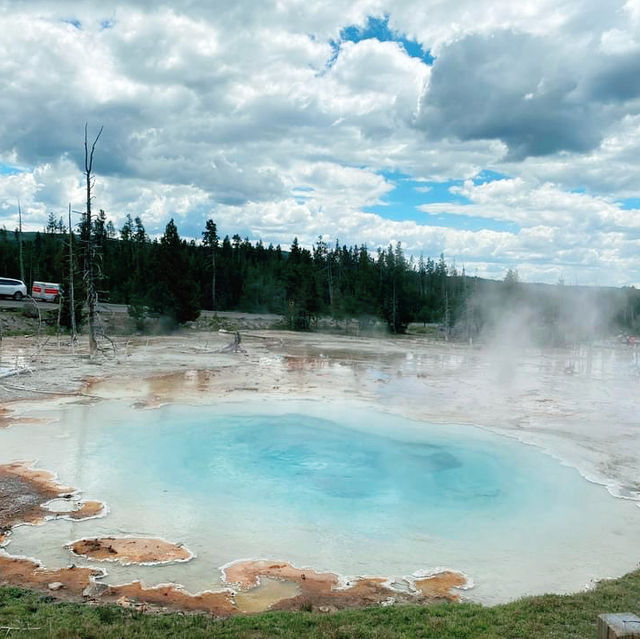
xmin=418 ymin=177 xmax=640 ymax=284
xmin=425 ymin=178 xmax=640 ymax=231
xmin=505 ymin=114 xmax=640 ymax=197
xmin=418 ymin=30 xmax=606 ymax=159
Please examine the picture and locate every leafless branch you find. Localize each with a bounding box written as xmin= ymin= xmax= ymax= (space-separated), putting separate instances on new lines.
xmin=84 ymin=123 xmax=103 ymax=174
xmin=83 ymin=124 xmax=103 ymax=356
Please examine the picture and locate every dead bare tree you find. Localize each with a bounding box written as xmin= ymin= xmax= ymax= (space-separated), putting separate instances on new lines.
xmin=67 ymin=203 xmax=77 ymax=344
xmin=220 ymin=331 xmax=245 ymax=353
xmin=17 ymin=200 xmax=25 ymax=284
xmin=83 ymin=123 xmax=103 ymax=356
xmin=56 ymin=291 xmax=62 ymax=348
xmin=24 ymin=295 xmax=44 ymax=360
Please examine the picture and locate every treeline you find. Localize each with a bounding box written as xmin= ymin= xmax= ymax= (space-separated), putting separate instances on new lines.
xmin=0 ymin=213 xmax=467 ymax=332
xmin=1 ymin=212 xmax=639 ymax=340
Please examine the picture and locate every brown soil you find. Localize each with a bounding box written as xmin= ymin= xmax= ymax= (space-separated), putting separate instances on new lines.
xmin=0 ymin=458 xmax=234 ymax=615
xmin=93 ymin=566 xmax=465 ymax=616
xmin=68 ymin=537 xmax=192 ymax=565
xmin=0 ymin=550 xmax=467 ymax=617
xmin=224 ymin=559 xmax=339 ymax=592
xmin=223 ymin=560 xmax=467 ymax=613
xmin=415 ymin=571 xmax=468 ymax=597
xmin=0 ymin=461 xmax=105 ymax=575
xmin=70 ymin=501 xmax=104 ymax=519
xmin=105 ymin=581 xmax=237 ymax=616
xmin=0 ymin=461 xmax=76 ymax=531
xmin=233 ymin=577 xmax=301 ymax=613
xmin=0 ymin=554 xmax=236 ymax=615
xmin=0 ymin=555 xmax=102 ymax=595
xmin=272 ymin=571 xmax=467 ymax=613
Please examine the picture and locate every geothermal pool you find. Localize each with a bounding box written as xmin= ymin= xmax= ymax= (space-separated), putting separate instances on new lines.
xmin=2 ymin=398 xmax=640 ymax=604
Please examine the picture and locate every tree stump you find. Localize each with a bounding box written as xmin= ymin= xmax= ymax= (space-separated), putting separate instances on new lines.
xmin=598 ymin=613 xmax=640 ymax=638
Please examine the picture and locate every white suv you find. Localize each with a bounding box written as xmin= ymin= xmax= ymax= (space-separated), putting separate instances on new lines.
xmin=0 ymin=277 xmax=27 ymax=300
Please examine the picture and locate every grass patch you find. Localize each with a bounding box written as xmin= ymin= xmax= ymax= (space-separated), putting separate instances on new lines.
xmin=1 ymin=569 xmax=639 ymax=638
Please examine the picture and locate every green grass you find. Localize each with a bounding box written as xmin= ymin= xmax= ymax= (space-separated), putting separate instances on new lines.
xmin=1 ymin=569 xmax=639 ymax=638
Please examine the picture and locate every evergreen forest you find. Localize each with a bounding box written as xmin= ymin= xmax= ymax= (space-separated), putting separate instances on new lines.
xmin=1 ymin=212 xmax=639 ymax=342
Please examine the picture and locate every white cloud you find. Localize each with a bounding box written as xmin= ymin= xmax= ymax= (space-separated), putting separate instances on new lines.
xmin=424 ymin=178 xmax=640 ymax=232
xmin=600 ymin=28 xmax=640 ymax=55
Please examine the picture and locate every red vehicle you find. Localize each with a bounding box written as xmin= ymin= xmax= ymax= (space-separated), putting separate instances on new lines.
xmin=31 ymin=281 xmax=62 ymax=302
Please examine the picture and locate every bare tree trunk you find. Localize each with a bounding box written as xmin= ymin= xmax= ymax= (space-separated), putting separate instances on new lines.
xmin=212 ymin=248 xmax=216 ymax=311
xmin=392 ymin=279 xmax=397 ymax=334
xmin=328 ymin=259 xmax=334 ymax=310
xmin=444 ymin=292 xmax=450 ymax=342
xmin=68 ymin=203 xmax=77 ymax=343
xmin=18 ymin=200 xmax=25 ymax=284
xmin=84 ymin=124 xmax=103 ymax=356
xmin=56 ymin=292 xmax=62 ymax=348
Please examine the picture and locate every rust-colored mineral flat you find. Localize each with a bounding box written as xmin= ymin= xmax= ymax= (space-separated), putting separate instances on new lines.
xmin=68 ymin=537 xmax=192 ymax=565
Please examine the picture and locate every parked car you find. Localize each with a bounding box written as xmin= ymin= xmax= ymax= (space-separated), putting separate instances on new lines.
xmin=0 ymin=277 xmax=27 ymax=300
xmin=31 ymin=281 xmax=63 ymax=303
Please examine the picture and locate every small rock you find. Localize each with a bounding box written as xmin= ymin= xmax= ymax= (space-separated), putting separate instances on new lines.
xmin=318 ymin=605 xmax=337 ymax=613
xmin=48 ymin=582 xmax=64 ymax=591
xmin=83 ymin=582 xmax=108 ymax=598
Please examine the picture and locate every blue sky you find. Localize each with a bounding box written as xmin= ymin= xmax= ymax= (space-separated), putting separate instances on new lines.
xmin=366 ymin=170 xmax=521 ymax=233
xmin=619 ymin=198 xmax=640 ymax=210
xmin=0 ymin=164 xmax=23 ymax=176
xmin=1 ymin=1 xmax=640 ymax=286
xmin=328 ymin=15 xmax=434 ymax=69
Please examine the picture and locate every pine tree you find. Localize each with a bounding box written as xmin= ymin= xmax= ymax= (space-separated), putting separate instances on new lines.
xmin=155 ymin=219 xmax=200 ymax=324
xmin=202 ymin=219 xmax=218 ymax=310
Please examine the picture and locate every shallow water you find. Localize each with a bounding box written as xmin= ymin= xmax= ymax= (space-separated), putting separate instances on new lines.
xmin=2 ymin=398 xmax=639 ymax=604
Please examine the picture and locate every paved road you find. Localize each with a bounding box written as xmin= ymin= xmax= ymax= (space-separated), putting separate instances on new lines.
xmin=0 ymin=298 xmax=59 ymax=311
xmin=97 ymin=303 xmax=281 ymax=321
xmin=0 ymin=298 xmax=282 ymax=322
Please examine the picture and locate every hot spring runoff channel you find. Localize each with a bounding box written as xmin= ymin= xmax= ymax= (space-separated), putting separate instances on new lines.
xmin=2 ymin=399 xmax=640 ymax=603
